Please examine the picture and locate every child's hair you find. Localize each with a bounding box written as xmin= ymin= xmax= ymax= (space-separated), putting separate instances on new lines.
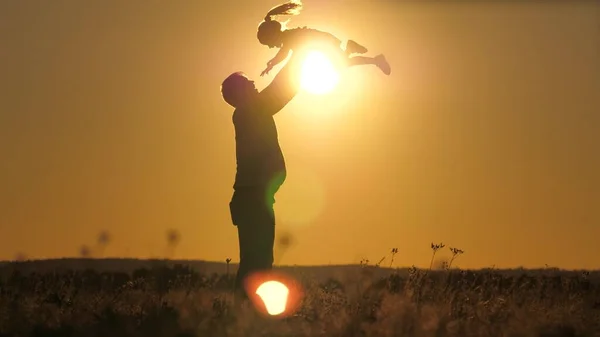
xmin=257 ymin=1 xmax=303 ymax=46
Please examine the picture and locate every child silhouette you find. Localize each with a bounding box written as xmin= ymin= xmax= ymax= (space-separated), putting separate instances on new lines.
xmin=257 ymin=0 xmax=391 ymax=77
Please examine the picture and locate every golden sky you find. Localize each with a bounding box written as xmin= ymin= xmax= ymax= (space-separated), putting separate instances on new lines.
xmin=1 ymin=1 xmax=598 ymax=269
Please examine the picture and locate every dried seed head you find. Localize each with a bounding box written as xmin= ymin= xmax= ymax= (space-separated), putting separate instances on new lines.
xmin=80 ymin=245 xmax=91 ymax=257
xmin=167 ymin=229 xmax=180 ymax=246
xmin=97 ymin=231 xmax=111 ymax=245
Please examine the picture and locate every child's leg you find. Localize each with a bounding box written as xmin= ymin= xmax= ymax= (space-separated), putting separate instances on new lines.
xmin=348 ymin=54 xmax=391 ymax=75
xmin=345 ymin=40 xmax=368 ymax=55
xmin=348 ymin=56 xmax=375 ymax=66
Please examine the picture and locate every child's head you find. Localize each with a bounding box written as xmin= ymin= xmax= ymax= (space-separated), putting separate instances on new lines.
xmin=257 ymin=1 xmax=303 ymax=48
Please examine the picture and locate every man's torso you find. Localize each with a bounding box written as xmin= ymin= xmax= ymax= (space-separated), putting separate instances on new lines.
xmin=232 ymin=104 xmax=286 ymax=192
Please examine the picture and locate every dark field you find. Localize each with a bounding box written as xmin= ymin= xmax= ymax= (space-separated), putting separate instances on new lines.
xmin=0 ymin=259 xmax=599 ymax=337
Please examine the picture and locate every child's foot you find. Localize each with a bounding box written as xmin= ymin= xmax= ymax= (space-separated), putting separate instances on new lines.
xmin=346 ymin=40 xmax=368 ymax=54
xmin=375 ymin=54 xmax=391 ymax=75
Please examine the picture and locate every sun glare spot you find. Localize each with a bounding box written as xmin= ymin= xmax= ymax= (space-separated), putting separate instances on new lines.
xmin=256 ymin=280 xmax=289 ymax=316
xmin=243 ymin=271 xmax=304 ymax=318
xmin=300 ymin=50 xmax=340 ymax=95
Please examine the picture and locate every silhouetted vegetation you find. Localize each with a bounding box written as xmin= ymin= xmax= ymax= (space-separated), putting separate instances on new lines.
xmin=0 ymin=259 xmax=598 ymax=337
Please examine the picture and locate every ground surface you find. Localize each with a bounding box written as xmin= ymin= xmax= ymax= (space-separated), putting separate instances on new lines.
xmin=0 ymin=259 xmax=599 ymax=337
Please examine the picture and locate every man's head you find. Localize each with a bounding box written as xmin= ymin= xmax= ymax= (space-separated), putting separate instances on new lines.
xmin=221 ymin=72 xmax=259 ymax=108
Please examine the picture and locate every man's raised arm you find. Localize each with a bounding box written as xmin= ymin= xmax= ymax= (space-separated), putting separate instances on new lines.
xmin=258 ymin=54 xmax=302 ymax=115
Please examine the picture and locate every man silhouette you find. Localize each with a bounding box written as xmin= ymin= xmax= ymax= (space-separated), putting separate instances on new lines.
xmin=220 ymin=54 xmax=301 ymax=306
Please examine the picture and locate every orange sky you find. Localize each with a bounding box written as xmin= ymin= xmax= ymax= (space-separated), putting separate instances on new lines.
xmin=1 ymin=1 xmax=598 ymax=269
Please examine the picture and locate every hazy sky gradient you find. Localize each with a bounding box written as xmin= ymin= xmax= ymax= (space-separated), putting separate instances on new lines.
xmin=1 ymin=1 xmax=598 ymax=269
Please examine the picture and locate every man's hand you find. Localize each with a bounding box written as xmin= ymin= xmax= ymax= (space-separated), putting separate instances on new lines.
xmin=258 ymin=54 xmax=302 ymax=115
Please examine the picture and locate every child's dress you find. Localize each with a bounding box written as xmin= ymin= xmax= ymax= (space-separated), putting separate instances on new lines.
xmin=281 ymin=27 xmax=345 ymax=57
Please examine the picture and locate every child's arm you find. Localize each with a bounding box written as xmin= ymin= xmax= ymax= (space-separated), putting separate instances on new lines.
xmin=269 ymin=47 xmax=291 ymax=66
xmin=261 ymin=47 xmax=292 ymax=76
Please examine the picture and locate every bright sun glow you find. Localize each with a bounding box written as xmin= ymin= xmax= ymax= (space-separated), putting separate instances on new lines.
xmin=256 ymin=280 xmax=290 ymax=316
xmin=300 ymin=51 xmax=340 ymax=95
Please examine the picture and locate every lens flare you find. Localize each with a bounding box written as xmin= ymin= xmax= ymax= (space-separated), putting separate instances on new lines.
xmin=244 ymin=270 xmax=303 ymax=318
xmin=276 ymin=167 xmax=326 ymax=227
xmin=255 ymin=280 xmax=289 ymax=315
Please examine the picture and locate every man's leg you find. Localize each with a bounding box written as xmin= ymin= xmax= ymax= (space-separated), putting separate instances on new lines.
xmin=231 ymin=191 xmax=276 ymax=306
xmin=235 ymin=218 xmax=275 ymax=295
xmin=234 ymin=226 xmax=250 ymax=304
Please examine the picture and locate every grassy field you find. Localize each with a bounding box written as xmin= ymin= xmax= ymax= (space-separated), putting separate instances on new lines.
xmin=0 ymin=258 xmax=599 ymax=337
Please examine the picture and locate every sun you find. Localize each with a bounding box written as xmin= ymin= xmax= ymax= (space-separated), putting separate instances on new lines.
xmin=299 ymin=50 xmax=340 ymax=95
